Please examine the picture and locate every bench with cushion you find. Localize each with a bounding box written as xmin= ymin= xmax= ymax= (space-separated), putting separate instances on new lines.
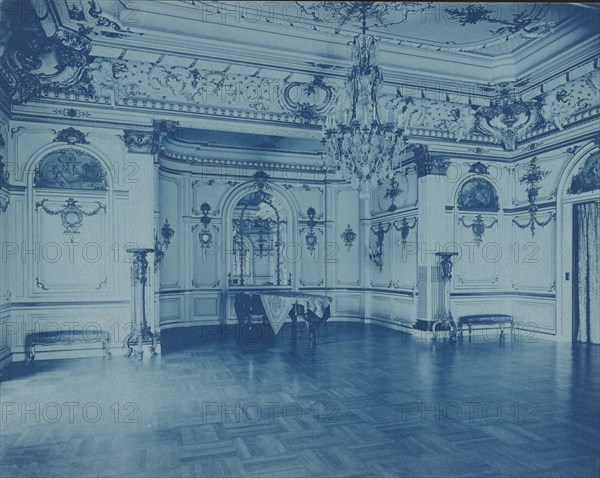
xmin=24 ymin=329 xmax=112 ymax=365
xmin=457 ymin=314 xmax=514 ymax=338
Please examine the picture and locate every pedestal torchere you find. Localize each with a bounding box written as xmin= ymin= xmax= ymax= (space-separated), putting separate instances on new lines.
xmin=432 ymin=252 xmax=459 ymax=340
xmin=124 ymin=248 xmax=157 ymax=359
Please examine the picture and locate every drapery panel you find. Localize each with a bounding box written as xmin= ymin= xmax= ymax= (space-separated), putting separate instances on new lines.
xmin=574 ymin=201 xmax=600 ymax=344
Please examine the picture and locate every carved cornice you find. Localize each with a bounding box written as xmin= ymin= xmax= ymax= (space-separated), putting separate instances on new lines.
xmin=159 ymin=150 xmax=331 ymax=172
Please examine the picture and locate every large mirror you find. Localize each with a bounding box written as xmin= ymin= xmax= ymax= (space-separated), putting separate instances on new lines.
xmin=231 ymin=191 xmax=287 ymax=286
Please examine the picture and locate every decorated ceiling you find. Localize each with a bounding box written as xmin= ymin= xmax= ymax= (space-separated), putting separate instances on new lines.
xmin=0 ymin=1 xmax=598 ymax=154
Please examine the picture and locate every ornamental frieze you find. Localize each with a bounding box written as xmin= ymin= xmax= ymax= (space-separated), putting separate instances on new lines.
xmin=541 ymin=71 xmax=600 ymax=131
xmin=387 ymin=94 xmax=477 ymax=142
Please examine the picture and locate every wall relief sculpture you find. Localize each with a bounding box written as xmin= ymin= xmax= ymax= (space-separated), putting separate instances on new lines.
xmin=512 ymin=157 xmax=554 ymax=236
xmin=457 ymin=178 xmax=499 ymax=211
xmin=387 ymin=94 xmax=476 ymax=142
xmin=468 ymin=162 xmax=489 ymax=175
xmin=119 ymin=129 xmax=158 ymax=154
xmin=280 ymin=75 xmax=335 ymax=123
xmin=52 ymin=127 xmax=90 ymax=145
xmin=33 ymin=149 xmax=107 ymax=190
xmin=475 ymin=81 xmax=540 ymax=151
xmin=0 ymin=8 xmax=94 ymax=104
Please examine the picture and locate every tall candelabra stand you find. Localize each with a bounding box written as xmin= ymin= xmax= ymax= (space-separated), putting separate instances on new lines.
xmin=124 ymin=248 xmax=157 ymax=359
xmin=432 ymin=252 xmax=459 ymax=340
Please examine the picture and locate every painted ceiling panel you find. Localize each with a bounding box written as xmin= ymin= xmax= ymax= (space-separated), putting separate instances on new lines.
xmin=138 ymin=2 xmax=582 ymax=56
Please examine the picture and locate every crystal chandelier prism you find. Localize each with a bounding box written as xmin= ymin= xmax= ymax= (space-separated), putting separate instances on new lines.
xmin=323 ymin=32 xmax=408 ymax=198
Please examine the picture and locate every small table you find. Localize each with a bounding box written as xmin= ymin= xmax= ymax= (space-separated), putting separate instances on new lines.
xmin=24 ymin=329 xmax=112 ymax=365
xmin=457 ymin=314 xmax=514 ymax=338
xmin=235 ymin=292 xmax=333 ymax=346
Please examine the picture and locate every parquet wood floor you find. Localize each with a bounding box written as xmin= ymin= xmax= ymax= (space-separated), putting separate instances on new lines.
xmin=1 ymin=323 xmax=598 ymax=477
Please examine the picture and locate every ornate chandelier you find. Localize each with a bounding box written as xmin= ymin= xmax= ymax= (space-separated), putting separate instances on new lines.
xmin=323 ymin=27 xmax=408 ymax=197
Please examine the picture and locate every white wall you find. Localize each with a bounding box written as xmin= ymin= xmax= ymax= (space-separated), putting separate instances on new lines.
xmin=0 ymin=119 xmax=155 ymax=363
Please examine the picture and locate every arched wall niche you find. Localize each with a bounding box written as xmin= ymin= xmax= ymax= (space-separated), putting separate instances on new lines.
xmin=221 ymin=172 xmax=299 ymax=289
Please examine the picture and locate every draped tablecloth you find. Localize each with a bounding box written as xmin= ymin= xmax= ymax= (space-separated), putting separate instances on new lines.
xmin=259 ymin=292 xmax=333 ymax=334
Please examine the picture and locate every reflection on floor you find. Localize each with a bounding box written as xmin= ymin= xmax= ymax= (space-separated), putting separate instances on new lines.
xmin=1 ymin=323 xmax=599 ymax=478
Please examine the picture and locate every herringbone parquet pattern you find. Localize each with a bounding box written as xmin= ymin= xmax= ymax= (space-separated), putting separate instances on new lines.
xmin=1 ymin=323 xmax=599 ymax=477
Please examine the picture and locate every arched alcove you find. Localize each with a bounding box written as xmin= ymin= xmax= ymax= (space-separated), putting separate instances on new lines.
xmin=222 ymin=174 xmax=298 ymax=290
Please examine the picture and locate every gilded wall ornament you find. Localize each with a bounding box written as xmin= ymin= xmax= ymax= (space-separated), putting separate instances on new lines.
xmin=458 ymin=214 xmax=498 ymax=247
xmin=512 ymin=157 xmax=554 ymax=236
xmin=52 ymin=127 xmax=90 ymax=145
xmin=35 ymin=197 xmax=106 ymax=238
xmin=340 ymin=224 xmax=357 ymax=251
xmin=198 ymin=202 xmax=214 ymax=250
xmin=468 ymin=162 xmax=489 ymax=175
xmin=476 ymin=81 xmax=540 ymax=151
xmin=303 ymin=207 xmax=319 ymax=254
xmin=384 ymin=175 xmax=402 ymax=212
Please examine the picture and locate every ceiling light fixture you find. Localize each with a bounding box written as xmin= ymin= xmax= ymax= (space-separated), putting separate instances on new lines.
xmin=322 ymin=3 xmax=409 ymax=198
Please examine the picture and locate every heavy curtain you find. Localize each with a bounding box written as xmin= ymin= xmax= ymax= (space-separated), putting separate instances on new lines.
xmin=573 ymin=201 xmax=600 ymax=344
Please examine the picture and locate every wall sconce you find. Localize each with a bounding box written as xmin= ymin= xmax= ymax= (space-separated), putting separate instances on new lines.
xmin=512 ymin=157 xmax=554 ymax=236
xmin=369 ymin=222 xmax=391 ymax=272
xmin=154 ymin=219 xmax=175 ymax=267
xmin=198 ymin=202 xmax=213 ymax=249
xmin=304 ymin=207 xmax=318 ymax=254
xmin=340 ymin=224 xmax=356 ymax=251
xmin=458 ymin=214 xmax=497 ymax=247
xmin=384 ymin=175 xmax=402 ymax=212
xmin=393 ymin=217 xmax=417 ymax=248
